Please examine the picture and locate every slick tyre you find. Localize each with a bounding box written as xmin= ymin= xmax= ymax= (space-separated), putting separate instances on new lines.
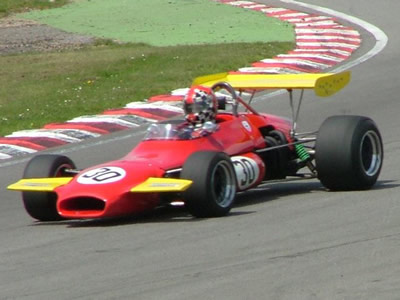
xmin=22 ymin=154 xmax=76 ymax=221
xmin=264 ymin=130 xmax=289 ymax=179
xmin=181 ymin=151 xmax=236 ymax=218
xmin=315 ymin=116 xmax=383 ymax=191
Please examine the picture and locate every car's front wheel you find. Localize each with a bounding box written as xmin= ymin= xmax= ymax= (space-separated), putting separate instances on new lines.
xmin=181 ymin=151 xmax=236 ymax=217
xmin=315 ymin=115 xmax=383 ymax=191
xmin=22 ymin=154 xmax=76 ymax=221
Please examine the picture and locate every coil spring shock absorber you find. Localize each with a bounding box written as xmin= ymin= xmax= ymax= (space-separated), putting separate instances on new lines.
xmin=295 ymin=143 xmax=316 ymax=174
xmin=295 ymin=144 xmax=310 ymax=161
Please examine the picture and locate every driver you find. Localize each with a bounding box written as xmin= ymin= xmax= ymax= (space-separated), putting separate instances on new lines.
xmin=183 ymin=85 xmax=218 ymax=137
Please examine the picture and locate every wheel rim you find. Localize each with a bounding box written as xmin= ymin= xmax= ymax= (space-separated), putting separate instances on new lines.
xmin=360 ymin=130 xmax=382 ymax=176
xmin=211 ymin=160 xmax=236 ymax=208
xmin=55 ymin=164 xmax=73 ymax=177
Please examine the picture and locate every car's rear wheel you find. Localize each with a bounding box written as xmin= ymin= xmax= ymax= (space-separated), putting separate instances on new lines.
xmin=315 ymin=115 xmax=383 ymax=191
xmin=22 ymin=154 xmax=76 ymax=221
xmin=181 ymin=151 xmax=236 ymax=217
xmin=263 ymin=130 xmax=290 ymax=179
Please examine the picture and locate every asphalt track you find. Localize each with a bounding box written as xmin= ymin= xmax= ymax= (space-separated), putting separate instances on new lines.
xmin=1 ymin=0 xmax=399 ymax=299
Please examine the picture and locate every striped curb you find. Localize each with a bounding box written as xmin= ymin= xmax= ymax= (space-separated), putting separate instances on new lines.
xmin=0 ymin=0 xmax=361 ymax=160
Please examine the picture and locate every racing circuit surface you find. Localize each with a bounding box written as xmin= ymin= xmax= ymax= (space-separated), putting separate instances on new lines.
xmin=1 ymin=0 xmax=400 ymax=299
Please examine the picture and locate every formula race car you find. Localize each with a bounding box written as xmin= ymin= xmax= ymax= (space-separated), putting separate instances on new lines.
xmin=8 ymin=71 xmax=384 ymax=221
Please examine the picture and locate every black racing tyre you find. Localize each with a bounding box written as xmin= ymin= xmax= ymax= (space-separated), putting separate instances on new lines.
xmin=263 ymin=136 xmax=280 ymax=180
xmin=315 ymin=115 xmax=383 ymax=191
xmin=181 ymin=151 xmax=236 ymax=218
xmin=22 ymin=154 xmax=76 ymax=221
xmin=265 ymin=130 xmax=290 ymax=179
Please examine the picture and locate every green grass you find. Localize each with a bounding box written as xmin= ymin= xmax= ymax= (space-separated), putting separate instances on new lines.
xmin=20 ymin=0 xmax=294 ymax=46
xmin=0 ymin=42 xmax=293 ymax=136
xmin=0 ymin=0 xmax=295 ymax=137
xmin=0 ymin=0 xmax=70 ymax=18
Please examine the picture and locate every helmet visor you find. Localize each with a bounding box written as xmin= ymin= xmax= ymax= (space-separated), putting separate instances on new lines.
xmin=183 ymin=101 xmax=208 ymax=114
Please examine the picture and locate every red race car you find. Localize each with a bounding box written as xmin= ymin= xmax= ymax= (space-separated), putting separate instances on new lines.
xmin=8 ymin=72 xmax=384 ymax=221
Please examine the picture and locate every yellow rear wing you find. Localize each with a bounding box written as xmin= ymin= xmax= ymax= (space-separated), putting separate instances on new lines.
xmin=193 ymin=71 xmax=351 ymax=97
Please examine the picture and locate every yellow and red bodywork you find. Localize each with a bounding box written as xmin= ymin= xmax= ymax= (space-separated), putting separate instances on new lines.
xmin=8 ymin=72 xmax=350 ymax=219
xmin=9 ymin=112 xmax=285 ymax=219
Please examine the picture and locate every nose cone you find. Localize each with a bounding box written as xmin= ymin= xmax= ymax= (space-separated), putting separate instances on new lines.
xmin=58 ymin=196 xmax=106 ymax=218
xmin=56 ymin=161 xmax=163 ymax=219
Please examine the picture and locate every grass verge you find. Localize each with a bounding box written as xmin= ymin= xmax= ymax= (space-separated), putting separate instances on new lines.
xmin=0 ymin=42 xmax=293 ymax=136
xmin=0 ymin=0 xmax=69 ymax=18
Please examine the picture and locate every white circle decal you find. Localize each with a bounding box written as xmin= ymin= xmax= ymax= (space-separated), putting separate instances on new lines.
xmin=77 ymin=167 xmax=126 ymax=184
xmin=242 ymin=121 xmax=252 ymax=132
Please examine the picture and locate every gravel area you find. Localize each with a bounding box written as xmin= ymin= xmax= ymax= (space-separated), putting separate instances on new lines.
xmin=0 ymin=17 xmax=95 ymax=55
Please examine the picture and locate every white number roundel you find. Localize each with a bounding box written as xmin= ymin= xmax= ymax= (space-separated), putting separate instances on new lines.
xmin=77 ymin=167 xmax=126 ymax=184
xmin=231 ymin=156 xmax=260 ymax=190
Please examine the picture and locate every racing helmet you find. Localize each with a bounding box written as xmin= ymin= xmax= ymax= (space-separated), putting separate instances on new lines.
xmin=183 ymin=85 xmax=218 ymax=127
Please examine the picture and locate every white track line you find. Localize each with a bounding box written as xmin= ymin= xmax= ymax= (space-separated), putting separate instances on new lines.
xmin=281 ymin=0 xmax=388 ymax=72
xmin=250 ymin=0 xmax=388 ymax=102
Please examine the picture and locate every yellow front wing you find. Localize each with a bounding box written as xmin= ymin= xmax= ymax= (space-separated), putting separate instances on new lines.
xmin=7 ymin=177 xmax=73 ymax=192
xmin=7 ymin=177 xmax=192 ymax=193
xmin=131 ymin=177 xmax=193 ymax=193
